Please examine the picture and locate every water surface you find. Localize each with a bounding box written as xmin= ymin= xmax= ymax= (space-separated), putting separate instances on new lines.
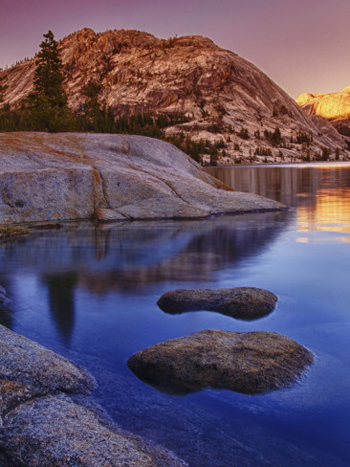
xmin=1 ymin=162 xmax=350 ymax=466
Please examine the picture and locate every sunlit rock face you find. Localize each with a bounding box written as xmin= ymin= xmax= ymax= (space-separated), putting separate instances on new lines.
xmin=0 ymin=28 xmax=346 ymax=163
xmin=297 ymin=88 xmax=350 ymax=120
xmin=0 ymin=132 xmax=285 ymax=225
xmin=297 ymin=88 xmax=350 ymax=137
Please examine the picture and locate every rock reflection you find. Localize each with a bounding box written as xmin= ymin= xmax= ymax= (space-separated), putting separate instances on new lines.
xmin=0 ymin=212 xmax=290 ymax=297
xmin=77 ymin=211 xmax=289 ymax=292
xmin=41 ymin=272 xmax=78 ymax=346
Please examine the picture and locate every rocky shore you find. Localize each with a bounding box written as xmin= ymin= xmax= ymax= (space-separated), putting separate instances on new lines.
xmin=0 ymin=324 xmax=187 ymax=466
xmin=0 ymin=279 xmax=315 ymax=464
xmin=0 ymin=132 xmax=285 ymax=226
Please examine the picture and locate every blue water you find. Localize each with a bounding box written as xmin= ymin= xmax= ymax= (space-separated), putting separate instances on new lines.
xmin=1 ymin=162 xmax=350 ymax=466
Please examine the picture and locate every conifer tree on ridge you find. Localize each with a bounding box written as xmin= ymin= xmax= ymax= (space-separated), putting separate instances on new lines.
xmin=28 ymin=30 xmax=70 ymax=131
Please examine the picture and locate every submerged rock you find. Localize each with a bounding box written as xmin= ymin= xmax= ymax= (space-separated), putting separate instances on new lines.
xmin=157 ymin=287 xmax=278 ymax=320
xmin=0 ymin=286 xmax=10 ymax=308
xmin=1 ymin=394 xmax=187 ymax=467
xmin=0 ymin=324 xmax=187 ymax=466
xmin=127 ymin=330 xmax=314 ymax=395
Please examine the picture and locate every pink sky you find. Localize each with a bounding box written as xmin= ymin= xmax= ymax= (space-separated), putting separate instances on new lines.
xmin=1 ymin=0 xmax=349 ymax=98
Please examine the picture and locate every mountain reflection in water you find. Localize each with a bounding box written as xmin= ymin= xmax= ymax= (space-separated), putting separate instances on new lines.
xmin=0 ymin=212 xmax=289 ymax=346
xmin=206 ymin=162 xmax=350 ymax=233
xmin=0 ymin=163 xmax=350 ymax=466
xmin=0 ymin=211 xmax=288 ymax=287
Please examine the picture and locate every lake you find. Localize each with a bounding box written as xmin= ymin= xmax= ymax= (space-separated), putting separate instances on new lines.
xmin=1 ymin=162 xmax=350 ymax=466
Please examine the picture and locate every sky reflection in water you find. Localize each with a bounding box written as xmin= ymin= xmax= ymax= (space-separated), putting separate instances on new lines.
xmin=1 ymin=163 xmax=350 ymax=466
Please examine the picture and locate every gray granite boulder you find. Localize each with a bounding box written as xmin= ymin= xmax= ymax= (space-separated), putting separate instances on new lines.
xmin=0 ymin=324 xmax=95 ymax=395
xmin=157 ymin=287 xmax=278 ymax=320
xmin=0 ymin=132 xmax=285 ymax=224
xmin=128 ymin=330 xmax=314 ymax=395
xmin=1 ymin=394 xmax=187 ymax=467
xmin=0 ymin=325 xmax=187 ymax=466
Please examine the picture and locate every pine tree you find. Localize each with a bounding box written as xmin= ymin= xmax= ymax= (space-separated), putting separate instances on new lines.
xmin=271 ymin=127 xmax=281 ymax=147
xmin=28 ymin=30 xmax=72 ymax=131
xmin=33 ymin=30 xmax=66 ymax=107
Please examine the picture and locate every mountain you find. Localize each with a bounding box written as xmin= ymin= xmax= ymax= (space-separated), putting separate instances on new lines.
xmin=0 ymin=28 xmax=347 ymax=163
xmin=297 ymin=87 xmax=350 ymax=137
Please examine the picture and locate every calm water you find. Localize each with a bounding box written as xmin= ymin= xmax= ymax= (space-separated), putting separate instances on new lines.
xmin=1 ymin=162 xmax=350 ymax=466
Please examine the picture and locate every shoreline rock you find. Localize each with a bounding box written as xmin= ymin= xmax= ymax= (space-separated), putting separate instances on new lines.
xmin=0 ymin=324 xmax=96 ymax=395
xmin=0 ymin=132 xmax=286 ymax=225
xmin=0 ymin=324 xmax=187 ymax=466
xmin=2 ymin=393 xmax=187 ymax=467
xmin=127 ymin=330 xmax=314 ymax=395
xmin=157 ymin=287 xmax=278 ymax=320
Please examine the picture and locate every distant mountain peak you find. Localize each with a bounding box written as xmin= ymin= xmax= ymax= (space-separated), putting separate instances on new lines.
xmin=297 ymin=85 xmax=350 ymax=137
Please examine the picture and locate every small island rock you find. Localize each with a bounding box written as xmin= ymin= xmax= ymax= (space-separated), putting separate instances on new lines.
xmin=128 ymin=330 xmax=314 ymax=395
xmin=157 ymin=287 xmax=278 ymax=320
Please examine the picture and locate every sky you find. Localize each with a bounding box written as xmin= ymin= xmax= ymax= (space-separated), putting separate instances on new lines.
xmin=0 ymin=0 xmax=349 ymax=99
